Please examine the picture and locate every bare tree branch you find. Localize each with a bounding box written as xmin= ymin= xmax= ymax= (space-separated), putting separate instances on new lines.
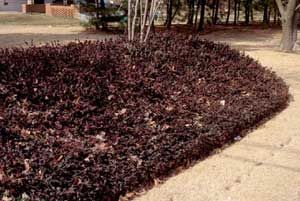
xmin=140 ymin=0 xmax=149 ymax=42
xmin=131 ymin=0 xmax=140 ymax=40
xmin=128 ymin=0 xmax=161 ymax=42
xmin=140 ymin=0 xmax=143 ymax=41
xmin=295 ymin=4 xmax=300 ymax=11
xmin=128 ymin=0 xmax=132 ymax=40
xmin=144 ymin=0 xmax=161 ymax=42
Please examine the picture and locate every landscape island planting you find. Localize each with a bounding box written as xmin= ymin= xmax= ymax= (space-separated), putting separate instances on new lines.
xmin=0 ymin=33 xmax=289 ymax=200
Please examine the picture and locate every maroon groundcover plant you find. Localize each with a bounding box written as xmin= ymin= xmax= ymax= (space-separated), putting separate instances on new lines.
xmin=0 ymin=33 xmax=288 ymax=200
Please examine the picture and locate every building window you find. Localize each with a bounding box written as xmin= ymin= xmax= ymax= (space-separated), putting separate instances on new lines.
xmin=34 ymin=0 xmax=45 ymax=4
xmin=52 ymin=0 xmax=74 ymax=5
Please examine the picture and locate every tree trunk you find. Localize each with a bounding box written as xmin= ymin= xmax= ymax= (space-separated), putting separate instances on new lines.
xmin=100 ymin=0 xmax=105 ymax=8
xmin=95 ymin=0 xmax=100 ymax=30
xmin=198 ymin=0 xmax=206 ymax=31
xmin=273 ymin=7 xmax=277 ymax=24
xmin=276 ymin=0 xmax=299 ymax=51
xmin=166 ymin=0 xmax=173 ymax=29
xmin=281 ymin=21 xmax=295 ymax=50
xmin=245 ymin=10 xmax=249 ymax=24
xmin=194 ymin=0 xmax=201 ymax=26
xmin=187 ymin=0 xmax=195 ymax=24
xmin=292 ymin=12 xmax=300 ymax=45
xmin=273 ymin=0 xmax=278 ymax=24
xmin=280 ymin=13 xmax=299 ymax=51
xmin=237 ymin=0 xmax=240 ymax=21
xmin=267 ymin=5 xmax=271 ymax=23
xmin=250 ymin=0 xmax=254 ymax=22
xmin=172 ymin=0 xmax=181 ymax=20
xmin=226 ymin=0 xmax=231 ymax=24
xmin=212 ymin=0 xmax=216 ymax=22
xmin=100 ymin=0 xmax=108 ymax=30
xmin=244 ymin=0 xmax=250 ymax=24
xmin=214 ymin=0 xmax=220 ymax=24
xmin=234 ymin=0 xmax=237 ymax=24
xmin=263 ymin=0 xmax=268 ymax=24
xmin=151 ymin=20 xmax=155 ymax=33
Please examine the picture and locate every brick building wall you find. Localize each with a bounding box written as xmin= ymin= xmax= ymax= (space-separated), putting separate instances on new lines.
xmin=22 ymin=3 xmax=80 ymax=18
xmin=45 ymin=4 xmax=74 ymax=17
xmin=22 ymin=4 xmax=46 ymax=13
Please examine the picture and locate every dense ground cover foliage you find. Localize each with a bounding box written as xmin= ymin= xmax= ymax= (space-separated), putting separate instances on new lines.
xmin=0 ymin=33 xmax=288 ymax=201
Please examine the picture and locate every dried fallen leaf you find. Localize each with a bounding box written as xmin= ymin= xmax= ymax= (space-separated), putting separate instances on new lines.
xmin=2 ymin=191 xmax=12 ymax=201
xmin=161 ymin=124 xmax=170 ymax=131
xmin=220 ymin=100 xmax=226 ymax=106
xmin=21 ymin=128 xmax=31 ymax=136
xmin=0 ymin=168 xmax=6 ymax=183
xmin=165 ymin=106 xmax=174 ymax=111
xmin=115 ymin=108 xmax=127 ymax=116
xmin=23 ymin=159 xmax=31 ymax=174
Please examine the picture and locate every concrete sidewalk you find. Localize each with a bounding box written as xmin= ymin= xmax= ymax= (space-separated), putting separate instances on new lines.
xmin=134 ymin=30 xmax=300 ymax=201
